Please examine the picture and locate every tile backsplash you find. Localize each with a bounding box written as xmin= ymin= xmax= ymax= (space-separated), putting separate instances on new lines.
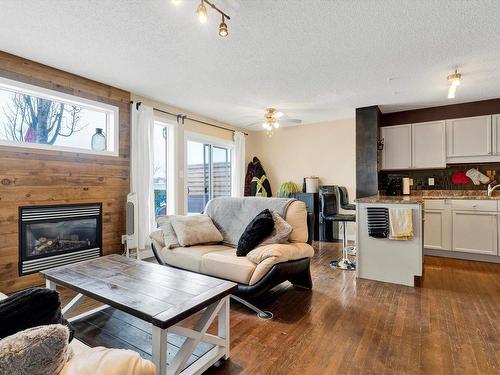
xmin=378 ymin=163 xmax=500 ymax=191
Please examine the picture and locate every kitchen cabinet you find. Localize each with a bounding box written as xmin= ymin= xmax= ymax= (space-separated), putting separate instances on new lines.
xmin=452 ymin=210 xmax=498 ymax=255
xmin=423 ymin=200 xmax=451 ymax=251
xmin=381 ymin=121 xmax=446 ymax=170
xmin=492 ymin=114 xmax=500 ymax=155
xmin=381 ymin=125 xmax=412 ymax=170
xmin=446 ymin=115 xmax=492 ymax=162
xmin=412 ymin=121 xmax=446 ymax=169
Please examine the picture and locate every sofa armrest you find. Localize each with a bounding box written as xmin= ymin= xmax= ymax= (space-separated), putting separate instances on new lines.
xmin=150 ymin=230 xmax=165 ymax=249
xmin=59 ymin=347 xmax=155 ymax=375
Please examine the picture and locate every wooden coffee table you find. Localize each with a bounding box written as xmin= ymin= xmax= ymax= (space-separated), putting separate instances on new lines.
xmin=40 ymin=254 xmax=237 ymax=375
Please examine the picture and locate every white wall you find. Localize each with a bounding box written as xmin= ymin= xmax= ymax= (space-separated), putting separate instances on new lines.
xmin=245 ymin=118 xmax=356 ymax=236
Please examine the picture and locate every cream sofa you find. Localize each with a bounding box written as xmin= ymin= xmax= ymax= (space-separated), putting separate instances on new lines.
xmin=0 ymin=292 xmax=156 ymax=375
xmin=150 ymin=198 xmax=315 ymax=301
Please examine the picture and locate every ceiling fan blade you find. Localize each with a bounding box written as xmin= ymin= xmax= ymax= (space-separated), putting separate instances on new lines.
xmin=244 ymin=121 xmax=265 ymax=129
xmin=282 ymin=118 xmax=302 ymax=124
xmin=274 ymin=111 xmax=284 ymax=118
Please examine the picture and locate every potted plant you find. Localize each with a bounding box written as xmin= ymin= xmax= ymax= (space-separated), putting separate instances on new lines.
xmin=277 ymin=181 xmax=300 ymax=198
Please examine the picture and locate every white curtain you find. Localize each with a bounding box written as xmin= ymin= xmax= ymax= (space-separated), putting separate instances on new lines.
xmin=232 ymin=131 xmax=246 ymax=197
xmin=130 ymin=103 xmax=155 ymax=250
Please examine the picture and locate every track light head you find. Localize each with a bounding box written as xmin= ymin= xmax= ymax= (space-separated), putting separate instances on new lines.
xmin=219 ymin=16 xmax=228 ymax=37
xmin=196 ymin=1 xmax=208 ymax=24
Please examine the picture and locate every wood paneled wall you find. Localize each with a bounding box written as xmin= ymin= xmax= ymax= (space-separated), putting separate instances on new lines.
xmin=0 ymin=52 xmax=130 ymax=293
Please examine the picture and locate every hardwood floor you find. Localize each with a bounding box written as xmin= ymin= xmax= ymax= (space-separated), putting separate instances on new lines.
xmin=61 ymin=241 xmax=500 ymax=375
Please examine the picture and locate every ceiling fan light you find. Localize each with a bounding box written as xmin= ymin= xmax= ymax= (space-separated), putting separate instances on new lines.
xmin=275 ymin=111 xmax=284 ymax=118
xmin=448 ymin=87 xmax=456 ymax=99
xmin=273 ymin=122 xmax=280 ymax=129
xmin=196 ymin=2 xmax=208 ymax=23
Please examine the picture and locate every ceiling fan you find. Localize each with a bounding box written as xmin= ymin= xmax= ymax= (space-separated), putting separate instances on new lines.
xmin=245 ymin=108 xmax=302 ymax=136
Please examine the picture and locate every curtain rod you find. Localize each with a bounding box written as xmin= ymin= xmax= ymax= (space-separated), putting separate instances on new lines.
xmin=132 ymin=101 xmax=248 ymax=136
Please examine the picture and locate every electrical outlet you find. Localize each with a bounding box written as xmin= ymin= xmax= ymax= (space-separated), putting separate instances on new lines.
xmin=121 ymin=235 xmax=127 ymax=244
xmin=428 ymin=178 xmax=435 ymax=186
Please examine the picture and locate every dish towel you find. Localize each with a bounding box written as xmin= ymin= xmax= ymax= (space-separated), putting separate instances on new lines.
xmin=388 ymin=208 xmax=413 ymax=240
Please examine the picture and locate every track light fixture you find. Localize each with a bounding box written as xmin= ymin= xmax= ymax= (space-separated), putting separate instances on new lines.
xmin=191 ymin=0 xmax=231 ymax=37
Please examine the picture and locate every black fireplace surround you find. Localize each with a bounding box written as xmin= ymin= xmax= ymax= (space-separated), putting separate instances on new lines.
xmin=19 ymin=203 xmax=102 ymax=275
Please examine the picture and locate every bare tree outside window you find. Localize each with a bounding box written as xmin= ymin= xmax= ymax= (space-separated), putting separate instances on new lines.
xmin=2 ymin=93 xmax=86 ymax=144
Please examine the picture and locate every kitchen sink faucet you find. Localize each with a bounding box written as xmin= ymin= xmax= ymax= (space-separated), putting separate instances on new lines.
xmin=487 ymin=182 xmax=500 ymax=196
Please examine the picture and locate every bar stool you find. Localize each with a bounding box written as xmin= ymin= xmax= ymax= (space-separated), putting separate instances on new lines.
xmin=336 ymin=186 xmax=356 ymax=256
xmin=320 ymin=191 xmax=356 ymax=271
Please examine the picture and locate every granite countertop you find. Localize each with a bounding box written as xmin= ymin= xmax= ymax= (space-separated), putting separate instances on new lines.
xmin=356 ymin=190 xmax=500 ymax=204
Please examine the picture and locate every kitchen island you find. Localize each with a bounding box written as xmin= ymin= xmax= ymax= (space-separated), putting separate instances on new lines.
xmin=356 ymin=192 xmax=500 ymax=287
xmin=356 ymin=195 xmax=423 ymax=287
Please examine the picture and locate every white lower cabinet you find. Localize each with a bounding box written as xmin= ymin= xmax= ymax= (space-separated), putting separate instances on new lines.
xmin=424 ymin=199 xmax=499 ymax=258
xmin=423 ymin=201 xmax=452 ymax=251
xmin=452 ymin=211 xmax=498 ymax=255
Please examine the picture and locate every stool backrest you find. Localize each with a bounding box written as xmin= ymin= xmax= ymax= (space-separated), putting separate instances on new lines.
xmin=320 ymin=191 xmax=338 ymax=217
xmin=337 ymin=186 xmax=350 ymax=208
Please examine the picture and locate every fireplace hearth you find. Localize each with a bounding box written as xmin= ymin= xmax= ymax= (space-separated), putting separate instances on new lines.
xmin=19 ymin=204 xmax=102 ymax=275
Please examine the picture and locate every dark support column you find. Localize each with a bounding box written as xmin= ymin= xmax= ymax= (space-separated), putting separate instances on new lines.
xmin=356 ymin=106 xmax=381 ymax=198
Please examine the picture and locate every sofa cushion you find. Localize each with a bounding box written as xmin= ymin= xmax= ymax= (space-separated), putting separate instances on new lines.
xmin=201 ymin=248 xmax=256 ymax=285
xmin=237 ymin=209 xmax=274 ymax=256
xmin=260 ymin=211 xmax=293 ymax=246
xmin=160 ymin=245 xmax=220 ymax=273
xmin=204 ymin=197 xmax=295 ymax=246
xmin=0 ymin=324 xmax=72 ymax=375
xmin=285 ymin=200 xmax=308 ymax=243
xmin=156 ymin=216 xmax=180 ymax=249
xmin=0 ymin=288 xmax=74 ymax=342
xmin=59 ymin=346 xmax=155 ymax=375
xmin=170 ymin=215 xmax=223 ymax=247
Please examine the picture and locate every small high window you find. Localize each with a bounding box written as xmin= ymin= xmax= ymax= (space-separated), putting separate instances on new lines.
xmin=0 ymin=77 xmax=119 ymax=156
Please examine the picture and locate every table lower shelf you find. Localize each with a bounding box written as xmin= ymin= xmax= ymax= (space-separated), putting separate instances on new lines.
xmin=71 ymin=306 xmax=216 ymax=370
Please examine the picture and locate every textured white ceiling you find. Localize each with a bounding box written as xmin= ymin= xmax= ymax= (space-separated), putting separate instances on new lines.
xmin=1 ymin=0 xmax=500 ymax=128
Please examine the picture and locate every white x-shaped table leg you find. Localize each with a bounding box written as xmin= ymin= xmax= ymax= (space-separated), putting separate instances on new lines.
xmin=152 ymin=295 xmax=230 ymax=375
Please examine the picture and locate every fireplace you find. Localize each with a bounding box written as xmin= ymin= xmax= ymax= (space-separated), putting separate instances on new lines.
xmin=19 ymin=203 xmax=102 ymax=275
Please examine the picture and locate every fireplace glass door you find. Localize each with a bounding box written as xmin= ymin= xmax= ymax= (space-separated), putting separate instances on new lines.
xmin=22 ymin=217 xmax=99 ymax=260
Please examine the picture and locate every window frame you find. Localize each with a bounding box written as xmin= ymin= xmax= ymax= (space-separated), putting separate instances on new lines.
xmin=0 ymin=76 xmax=120 ymax=157
xmin=184 ymin=131 xmax=234 ymax=214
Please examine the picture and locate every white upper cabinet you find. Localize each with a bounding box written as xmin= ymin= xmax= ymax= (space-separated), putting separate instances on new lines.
xmin=381 ymin=125 xmax=412 ymax=170
xmin=492 ymin=114 xmax=500 ymax=155
xmin=412 ymin=121 xmax=446 ymax=169
xmin=446 ymin=115 xmax=492 ymax=162
xmin=381 ymin=121 xmax=445 ymax=170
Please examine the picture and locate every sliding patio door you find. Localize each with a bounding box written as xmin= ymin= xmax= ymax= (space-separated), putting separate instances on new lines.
xmin=186 ymin=139 xmax=232 ymax=214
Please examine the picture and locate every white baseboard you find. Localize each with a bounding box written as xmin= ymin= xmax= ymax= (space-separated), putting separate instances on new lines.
xmin=424 ymin=248 xmax=500 ymax=264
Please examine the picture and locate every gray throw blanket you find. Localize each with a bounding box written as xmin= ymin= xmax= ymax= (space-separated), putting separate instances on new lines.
xmin=204 ymin=197 xmax=295 ymax=247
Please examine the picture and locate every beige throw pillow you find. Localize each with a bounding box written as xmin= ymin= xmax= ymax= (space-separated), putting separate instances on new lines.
xmin=259 ymin=211 xmax=293 ymax=246
xmin=156 ymin=216 xmax=180 ymax=249
xmin=170 ymin=215 xmax=223 ymax=247
xmin=0 ymin=324 xmax=72 ymax=375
